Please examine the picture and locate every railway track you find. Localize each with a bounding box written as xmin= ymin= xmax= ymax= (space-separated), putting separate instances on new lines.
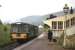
xmin=0 ymin=37 xmax=36 ymax=50
xmin=0 ymin=42 xmax=20 ymax=50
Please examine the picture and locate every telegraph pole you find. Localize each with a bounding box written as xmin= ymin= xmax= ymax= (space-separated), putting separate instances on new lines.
xmin=0 ymin=4 xmax=2 ymax=7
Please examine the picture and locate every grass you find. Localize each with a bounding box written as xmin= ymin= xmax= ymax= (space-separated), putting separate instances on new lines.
xmin=0 ymin=24 xmax=13 ymax=47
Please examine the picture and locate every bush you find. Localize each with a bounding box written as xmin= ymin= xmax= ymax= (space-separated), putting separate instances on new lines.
xmin=0 ymin=24 xmax=12 ymax=47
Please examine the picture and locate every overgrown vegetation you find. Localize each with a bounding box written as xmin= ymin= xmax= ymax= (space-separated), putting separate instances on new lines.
xmin=64 ymin=34 xmax=75 ymax=49
xmin=58 ymin=32 xmax=75 ymax=49
xmin=0 ymin=24 xmax=12 ymax=47
xmin=57 ymin=32 xmax=64 ymax=45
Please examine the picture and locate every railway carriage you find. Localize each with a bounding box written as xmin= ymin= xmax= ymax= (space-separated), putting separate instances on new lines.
xmin=10 ymin=22 xmax=39 ymax=43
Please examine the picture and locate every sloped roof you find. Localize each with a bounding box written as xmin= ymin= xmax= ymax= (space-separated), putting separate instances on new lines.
xmin=43 ymin=8 xmax=75 ymax=19
xmin=43 ymin=8 xmax=75 ymax=26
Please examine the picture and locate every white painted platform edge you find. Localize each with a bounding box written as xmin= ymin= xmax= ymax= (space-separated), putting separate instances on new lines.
xmin=13 ymin=33 xmax=44 ymax=50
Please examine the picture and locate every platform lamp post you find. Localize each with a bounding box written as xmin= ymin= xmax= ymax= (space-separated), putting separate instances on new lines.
xmin=63 ymin=4 xmax=69 ymax=47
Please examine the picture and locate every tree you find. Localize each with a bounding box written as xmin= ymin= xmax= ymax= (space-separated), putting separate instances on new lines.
xmin=44 ymin=24 xmax=50 ymax=28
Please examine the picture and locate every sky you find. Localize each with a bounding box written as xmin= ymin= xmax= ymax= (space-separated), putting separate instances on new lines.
xmin=0 ymin=0 xmax=75 ymax=23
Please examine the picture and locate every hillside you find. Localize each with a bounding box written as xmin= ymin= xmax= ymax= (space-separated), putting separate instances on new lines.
xmin=19 ymin=8 xmax=75 ymax=26
xmin=20 ymin=16 xmax=48 ymax=26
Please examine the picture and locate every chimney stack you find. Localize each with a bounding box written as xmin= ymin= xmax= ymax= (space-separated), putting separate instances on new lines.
xmin=70 ymin=7 xmax=73 ymax=14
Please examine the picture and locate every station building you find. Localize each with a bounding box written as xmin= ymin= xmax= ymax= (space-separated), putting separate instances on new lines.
xmin=43 ymin=8 xmax=75 ymax=37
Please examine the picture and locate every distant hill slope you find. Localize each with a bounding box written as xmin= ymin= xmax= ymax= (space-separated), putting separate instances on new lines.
xmin=20 ymin=16 xmax=45 ymax=26
xmin=19 ymin=12 xmax=64 ymax=26
xmin=20 ymin=8 xmax=75 ymax=26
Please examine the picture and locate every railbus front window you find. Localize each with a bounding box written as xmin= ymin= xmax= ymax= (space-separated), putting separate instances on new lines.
xmin=11 ymin=24 xmax=18 ymax=32
xmin=24 ymin=24 xmax=29 ymax=33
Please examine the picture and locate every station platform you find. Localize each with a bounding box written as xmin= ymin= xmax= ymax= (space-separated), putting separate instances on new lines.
xmin=13 ymin=32 xmax=70 ymax=50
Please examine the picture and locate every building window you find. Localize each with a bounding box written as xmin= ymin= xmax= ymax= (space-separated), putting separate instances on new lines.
xmin=58 ymin=21 xmax=63 ymax=29
xmin=52 ymin=21 xmax=57 ymax=29
xmin=66 ymin=20 xmax=69 ymax=28
xmin=71 ymin=17 xmax=75 ymax=25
